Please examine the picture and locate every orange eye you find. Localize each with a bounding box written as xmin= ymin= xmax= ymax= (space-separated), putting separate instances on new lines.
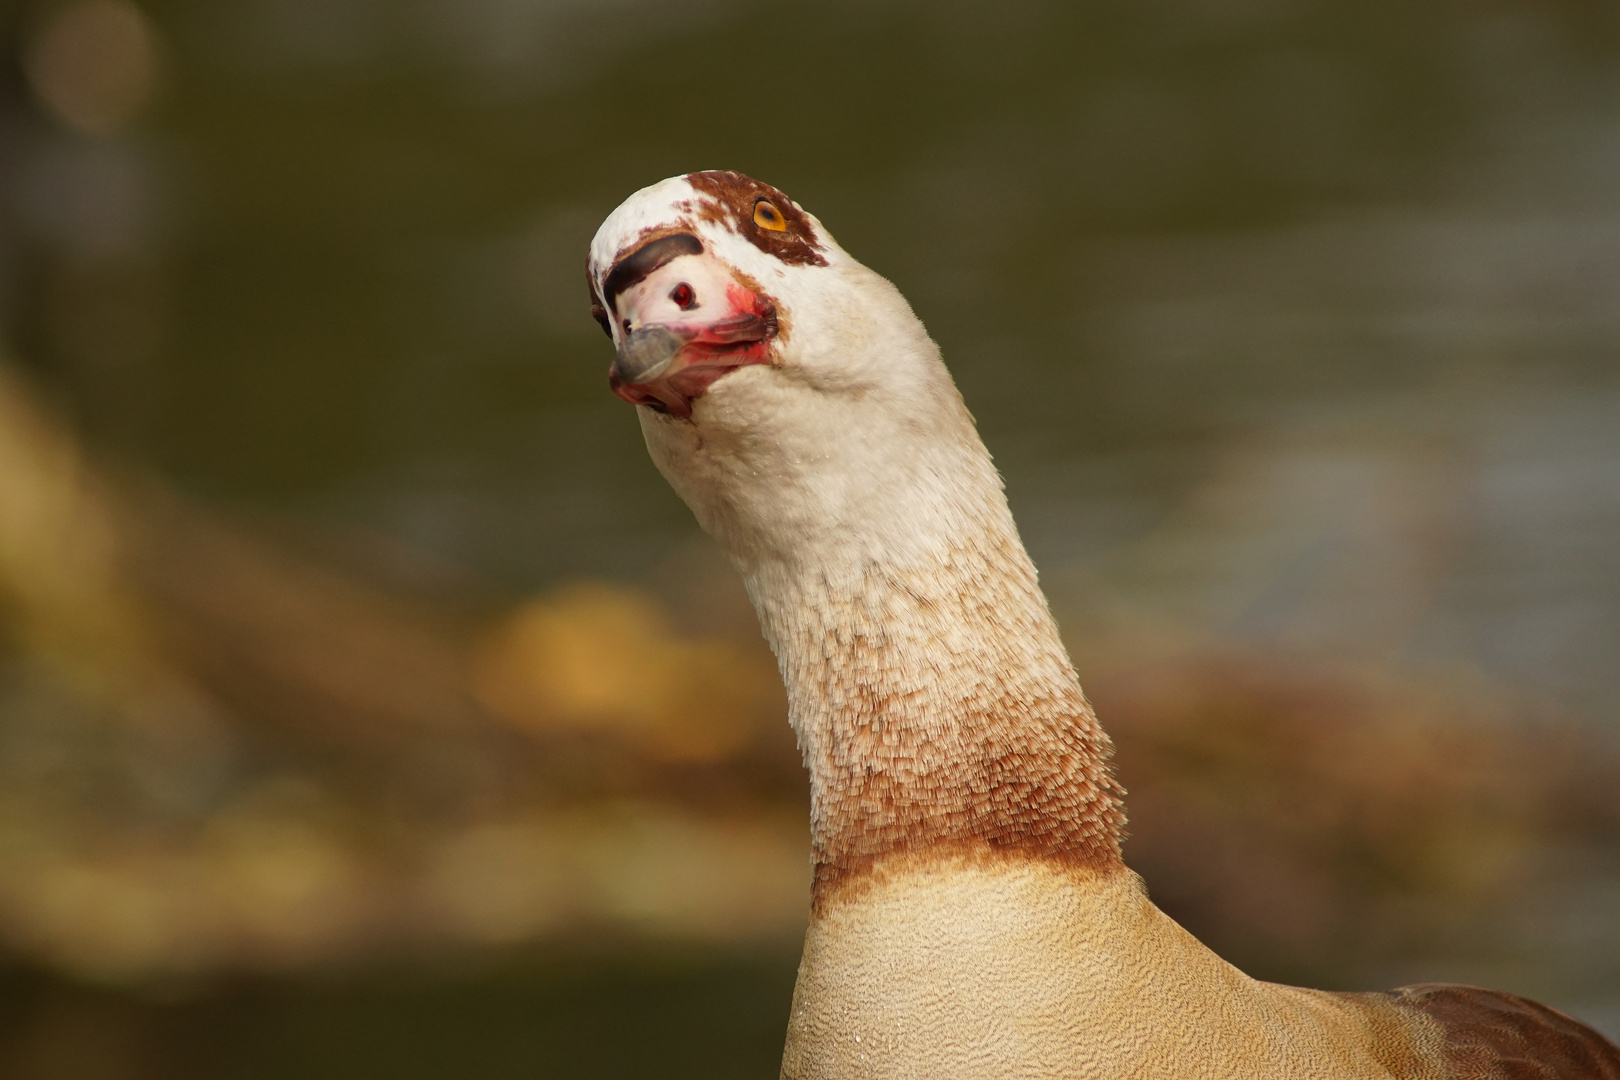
xmin=753 ymin=200 xmax=788 ymax=232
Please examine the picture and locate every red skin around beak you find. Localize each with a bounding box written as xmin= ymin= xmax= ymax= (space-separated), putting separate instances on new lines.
xmin=610 ymin=284 xmax=777 ymax=418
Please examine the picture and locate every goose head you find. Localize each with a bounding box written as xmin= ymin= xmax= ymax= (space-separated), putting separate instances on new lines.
xmin=588 ymin=171 xmax=991 ymax=571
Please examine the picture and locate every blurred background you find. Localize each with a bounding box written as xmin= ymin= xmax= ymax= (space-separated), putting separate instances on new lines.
xmin=0 ymin=0 xmax=1618 ymax=1075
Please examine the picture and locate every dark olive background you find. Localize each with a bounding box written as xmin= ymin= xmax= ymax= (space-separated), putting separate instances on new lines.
xmin=3 ymin=0 xmax=1619 ymax=1075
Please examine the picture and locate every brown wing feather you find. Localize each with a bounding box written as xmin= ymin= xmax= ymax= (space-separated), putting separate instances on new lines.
xmin=1387 ymin=983 xmax=1620 ymax=1080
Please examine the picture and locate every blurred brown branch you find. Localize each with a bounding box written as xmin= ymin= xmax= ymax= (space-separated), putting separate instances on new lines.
xmin=0 ymin=361 xmax=1615 ymax=991
xmin=0 ymin=362 xmax=807 ymax=979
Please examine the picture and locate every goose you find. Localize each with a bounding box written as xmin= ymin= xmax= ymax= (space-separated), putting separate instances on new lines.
xmin=585 ymin=170 xmax=1620 ymax=1080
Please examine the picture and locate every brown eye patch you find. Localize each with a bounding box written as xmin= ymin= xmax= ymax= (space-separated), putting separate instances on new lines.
xmin=686 ymin=171 xmax=828 ymax=268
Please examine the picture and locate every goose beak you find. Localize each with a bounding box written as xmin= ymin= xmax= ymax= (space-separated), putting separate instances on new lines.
xmin=612 ymin=325 xmax=697 ymax=386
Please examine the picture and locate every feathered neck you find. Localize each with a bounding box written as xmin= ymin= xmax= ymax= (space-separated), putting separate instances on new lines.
xmin=738 ymin=428 xmax=1127 ymax=904
xmin=633 ymin=260 xmax=1126 ymax=903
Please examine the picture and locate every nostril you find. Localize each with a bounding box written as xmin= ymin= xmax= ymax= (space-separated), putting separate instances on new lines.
xmin=670 ymin=282 xmax=697 ymax=310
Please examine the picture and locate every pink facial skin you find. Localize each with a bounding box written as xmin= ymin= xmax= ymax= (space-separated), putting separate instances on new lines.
xmin=609 ymin=278 xmax=777 ymax=418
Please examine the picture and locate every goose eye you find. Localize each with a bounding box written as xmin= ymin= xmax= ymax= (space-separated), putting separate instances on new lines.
xmin=753 ymin=200 xmax=788 ymax=232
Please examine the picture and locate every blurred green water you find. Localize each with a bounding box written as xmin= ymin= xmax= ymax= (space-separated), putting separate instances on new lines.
xmin=2 ymin=948 xmax=799 ymax=1078
xmin=6 ymin=0 xmax=1551 ymax=550
xmin=4 ymin=0 xmax=1620 ymax=1075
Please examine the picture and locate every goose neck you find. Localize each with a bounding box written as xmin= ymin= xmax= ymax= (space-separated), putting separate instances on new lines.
xmin=746 ymin=500 xmax=1127 ymax=900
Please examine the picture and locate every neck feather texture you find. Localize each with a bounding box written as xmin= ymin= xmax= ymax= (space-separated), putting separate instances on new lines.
xmin=743 ymin=463 xmax=1127 ymax=902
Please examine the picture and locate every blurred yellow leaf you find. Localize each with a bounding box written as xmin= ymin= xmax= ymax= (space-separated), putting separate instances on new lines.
xmin=472 ymin=582 xmax=779 ymax=764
